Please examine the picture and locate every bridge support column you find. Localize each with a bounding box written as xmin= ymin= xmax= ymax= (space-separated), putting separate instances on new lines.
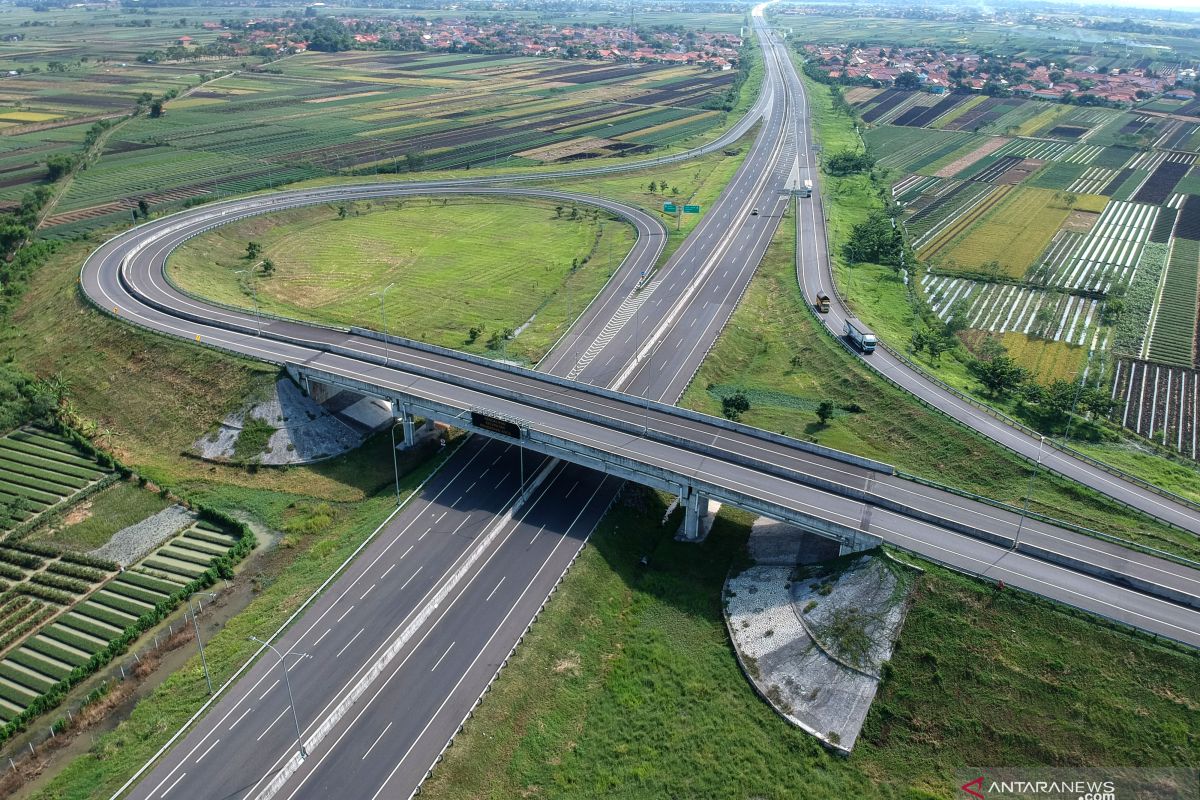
xmin=839 ymin=529 xmax=883 ymax=556
xmin=396 ymin=402 xmax=416 ymax=450
xmin=678 ymin=487 xmax=712 ymax=542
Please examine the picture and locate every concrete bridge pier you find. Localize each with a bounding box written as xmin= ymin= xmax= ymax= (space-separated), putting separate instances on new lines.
xmin=679 ymin=486 xmax=713 ymax=542
xmin=396 ymin=401 xmax=416 ymax=450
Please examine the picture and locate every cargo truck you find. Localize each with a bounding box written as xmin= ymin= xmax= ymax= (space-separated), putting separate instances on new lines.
xmin=815 ymin=291 xmax=830 ymax=313
xmin=843 ymin=317 xmax=876 ymax=354
xmin=797 ymin=179 xmax=812 ymax=198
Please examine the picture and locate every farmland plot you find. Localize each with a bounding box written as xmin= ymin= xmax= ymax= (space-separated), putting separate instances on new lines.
xmin=1131 ymin=152 xmax=1195 ymax=205
xmin=0 ymin=517 xmax=243 ymax=723
xmin=1067 ymin=166 xmax=1120 ymax=195
xmin=911 ymin=183 xmax=1007 ymax=257
xmin=42 ymin=52 xmax=737 ymax=235
xmin=1113 ymin=242 xmax=1170 ymax=357
xmin=935 ymin=187 xmax=1072 ymax=278
xmin=922 ymin=274 xmax=1103 ymax=349
xmin=991 ymin=137 xmax=1103 ymax=164
xmin=869 ymin=128 xmax=977 ymax=173
xmin=892 ymin=174 xmax=941 ymax=203
xmin=0 ymin=543 xmax=116 ymax=723
xmin=0 ymin=428 xmax=113 ymax=534
xmin=1111 ymin=359 xmax=1200 ymax=459
xmin=1145 ymin=237 xmax=1199 ymax=367
xmin=1029 ymin=199 xmax=1157 ymax=291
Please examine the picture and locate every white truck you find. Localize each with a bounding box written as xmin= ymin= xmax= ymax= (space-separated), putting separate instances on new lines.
xmin=797 ymin=179 xmax=812 ymax=198
xmin=843 ymin=317 xmax=876 ymax=354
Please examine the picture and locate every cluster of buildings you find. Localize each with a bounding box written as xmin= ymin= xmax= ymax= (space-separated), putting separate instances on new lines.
xmin=805 ymin=44 xmax=1188 ymax=106
xmin=192 ymin=17 xmax=741 ymax=69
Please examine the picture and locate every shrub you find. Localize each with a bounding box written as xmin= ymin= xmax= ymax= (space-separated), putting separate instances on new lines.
xmin=58 ymin=551 xmax=118 ymax=571
xmin=13 ymin=582 xmax=72 ymax=604
xmin=46 ymin=561 xmax=105 ymax=582
xmin=30 ymin=572 xmax=89 ymax=594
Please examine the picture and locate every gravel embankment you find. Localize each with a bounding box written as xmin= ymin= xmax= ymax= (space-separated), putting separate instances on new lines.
xmin=90 ymin=505 xmax=195 ymax=567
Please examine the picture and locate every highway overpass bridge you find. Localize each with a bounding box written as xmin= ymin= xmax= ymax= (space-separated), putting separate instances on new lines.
xmin=96 ymin=187 xmax=1200 ymax=641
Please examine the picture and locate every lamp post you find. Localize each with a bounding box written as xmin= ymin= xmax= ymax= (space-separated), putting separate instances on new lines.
xmin=249 ymin=636 xmax=310 ymax=760
xmin=389 ymin=418 xmax=402 ymax=505
xmin=1013 ymin=435 xmax=1045 ymax=550
xmin=369 ymin=283 xmax=395 ymax=366
xmin=233 ymin=269 xmax=261 ymax=335
xmin=188 ymin=591 xmax=218 ymax=695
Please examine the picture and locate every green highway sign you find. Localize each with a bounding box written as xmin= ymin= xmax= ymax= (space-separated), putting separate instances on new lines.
xmin=683 ymin=204 xmax=701 ymax=213
xmin=663 ymin=203 xmax=677 ymax=213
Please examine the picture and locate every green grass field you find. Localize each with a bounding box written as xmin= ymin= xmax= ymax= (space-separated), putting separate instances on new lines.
xmin=420 ymin=489 xmax=1200 ymax=800
xmin=167 ymin=197 xmax=635 ymax=364
xmin=31 ymin=481 xmax=169 ymax=552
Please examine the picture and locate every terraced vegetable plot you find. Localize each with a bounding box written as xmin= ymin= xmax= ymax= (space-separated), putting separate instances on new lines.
xmin=0 ymin=518 xmax=241 ymax=724
xmin=1112 ymin=360 xmax=1199 ymax=459
xmin=922 ymin=274 xmax=1103 ymax=349
xmin=0 ymin=427 xmax=113 ymax=534
xmin=1146 ymin=237 xmax=1199 ymax=367
xmin=0 ymin=543 xmax=116 ymax=722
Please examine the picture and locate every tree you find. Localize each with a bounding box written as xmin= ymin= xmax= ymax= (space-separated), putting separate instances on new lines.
xmin=260 ymin=257 xmax=275 ymax=276
xmin=337 ymin=204 xmax=348 ymax=220
xmin=816 ymin=400 xmax=835 ymax=426
xmin=137 ymin=199 xmax=150 ymax=219
xmin=721 ymin=391 xmax=750 ymax=421
xmin=969 ymin=354 xmax=1028 ymax=397
xmin=246 ymin=241 xmax=261 ymax=260
xmin=149 ymin=99 xmax=164 ymax=118
xmin=45 ymin=153 xmax=76 ymax=182
xmin=1039 ymin=378 xmax=1079 ymax=425
xmin=648 ymin=181 xmax=657 ymax=193
xmin=467 ymin=324 xmax=484 ymax=344
xmin=403 ymin=151 xmax=425 ymax=172
xmin=825 ymin=150 xmax=875 ymax=176
xmin=842 ymin=210 xmax=905 ymax=267
xmin=894 ymin=71 xmax=922 ymax=90
xmin=554 ymin=205 xmax=563 ymax=218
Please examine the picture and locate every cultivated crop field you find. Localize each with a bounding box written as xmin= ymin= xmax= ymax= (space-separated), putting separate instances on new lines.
xmin=40 ymin=51 xmax=736 ymax=236
xmin=1112 ymin=359 xmax=1199 ymax=458
xmin=0 ymin=428 xmax=113 ymax=534
xmin=856 ymin=80 xmax=1200 ymax=458
xmin=0 ymin=515 xmax=241 ymax=723
xmin=935 ymin=187 xmax=1072 ymax=278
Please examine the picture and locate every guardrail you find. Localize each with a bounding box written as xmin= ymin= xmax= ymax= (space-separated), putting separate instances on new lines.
xmin=897 ymin=469 xmax=1200 ymax=573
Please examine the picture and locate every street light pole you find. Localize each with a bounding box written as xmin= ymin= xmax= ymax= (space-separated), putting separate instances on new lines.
xmin=188 ymin=591 xmax=217 ymax=695
xmin=370 ymin=283 xmax=395 ymax=366
xmin=389 ymin=418 xmax=402 ymax=505
xmin=1013 ymin=435 xmax=1045 ymax=550
xmin=249 ymin=637 xmax=309 ymax=760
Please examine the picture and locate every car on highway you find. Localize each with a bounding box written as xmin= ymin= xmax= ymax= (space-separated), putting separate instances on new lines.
xmin=750 ymin=208 xmax=759 ymax=216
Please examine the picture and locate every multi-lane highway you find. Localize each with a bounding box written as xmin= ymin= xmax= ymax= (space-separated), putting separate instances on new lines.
xmin=80 ymin=8 xmax=1200 ymax=800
